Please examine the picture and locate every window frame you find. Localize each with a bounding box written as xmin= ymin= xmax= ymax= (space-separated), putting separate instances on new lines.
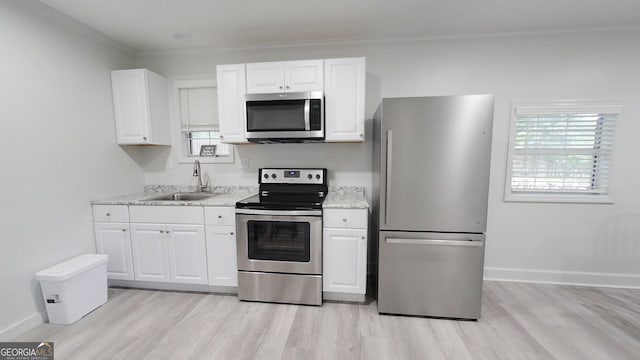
xmin=173 ymin=78 xmax=234 ymax=164
xmin=504 ymin=101 xmax=620 ymax=204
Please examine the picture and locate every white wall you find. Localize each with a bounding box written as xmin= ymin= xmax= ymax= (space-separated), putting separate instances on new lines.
xmin=0 ymin=1 xmax=143 ymax=339
xmin=138 ymin=29 xmax=640 ymax=287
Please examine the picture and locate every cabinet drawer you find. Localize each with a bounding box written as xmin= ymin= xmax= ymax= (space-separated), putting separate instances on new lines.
xmin=324 ymin=208 xmax=368 ymax=229
xmin=93 ymin=205 xmax=129 ymax=222
xmin=204 ymin=207 xmax=236 ymax=226
xmin=129 ymin=206 xmax=204 ymax=224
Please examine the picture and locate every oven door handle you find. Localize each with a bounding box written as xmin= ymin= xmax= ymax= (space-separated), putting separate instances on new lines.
xmin=235 ymin=209 xmax=322 ymax=216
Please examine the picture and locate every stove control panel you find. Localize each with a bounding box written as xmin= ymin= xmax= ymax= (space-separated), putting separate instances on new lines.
xmin=260 ymin=168 xmax=326 ymax=185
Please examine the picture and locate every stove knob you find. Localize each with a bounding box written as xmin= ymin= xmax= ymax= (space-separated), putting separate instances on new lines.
xmin=316 ymin=174 xmax=321 ymax=180
xmin=271 ymin=173 xmax=277 ymax=179
xmin=308 ymin=174 xmax=313 ymax=179
xmin=263 ymin=173 xmax=269 ymax=179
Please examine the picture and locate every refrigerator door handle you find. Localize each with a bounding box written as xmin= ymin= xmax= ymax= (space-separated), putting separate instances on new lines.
xmin=386 ymin=238 xmax=484 ymax=247
xmin=385 ymin=130 xmax=392 ymax=226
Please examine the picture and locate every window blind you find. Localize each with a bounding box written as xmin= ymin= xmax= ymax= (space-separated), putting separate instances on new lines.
xmin=179 ymin=87 xmax=218 ymax=131
xmin=509 ymin=105 xmax=619 ymax=196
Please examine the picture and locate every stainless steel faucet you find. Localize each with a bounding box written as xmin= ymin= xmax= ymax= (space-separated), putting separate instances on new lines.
xmin=192 ymin=160 xmax=209 ymax=192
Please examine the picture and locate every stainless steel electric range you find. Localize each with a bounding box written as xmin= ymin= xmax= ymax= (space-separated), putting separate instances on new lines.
xmin=235 ymin=168 xmax=327 ymax=306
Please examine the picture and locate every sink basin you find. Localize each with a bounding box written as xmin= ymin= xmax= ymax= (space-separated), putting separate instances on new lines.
xmin=143 ymin=192 xmax=214 ymax=202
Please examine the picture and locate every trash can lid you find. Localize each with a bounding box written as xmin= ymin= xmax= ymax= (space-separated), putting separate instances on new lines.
xmin=35 ymin=254 xmax=108 ymax=282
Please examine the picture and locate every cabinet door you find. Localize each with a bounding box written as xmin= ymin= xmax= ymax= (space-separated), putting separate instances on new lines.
xmin=246 ymin=62 xmax=285 ymax=94
xmin=167 ymin=224 xmax=208 ymax=284
xmin=205 ymin=225 xmax=238 ymax=287
xmin=94 ymin=222 xmax=134 ymax=280
xmin=323 ymin=227 xmax=367 ymax=294
xmin=284 ymin=60 xmax=323 ymax=92
xmin=111 ymin=69 xmax=151 ymax=144
xmin=217 ymin=64 xmax=248 ymax=144
xmin=324 ymin=58 xmax=366 ymax=142
xmin=130 ymin=223 xmax=170 ymax=282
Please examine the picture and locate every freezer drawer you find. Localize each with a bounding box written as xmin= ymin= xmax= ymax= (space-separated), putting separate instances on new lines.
xmin=377 ymin=231 xmax=485 ymax=319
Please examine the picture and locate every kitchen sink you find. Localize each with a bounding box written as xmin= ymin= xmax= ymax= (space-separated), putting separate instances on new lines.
xmin=142 ymin=192 xmax=215 ymax=202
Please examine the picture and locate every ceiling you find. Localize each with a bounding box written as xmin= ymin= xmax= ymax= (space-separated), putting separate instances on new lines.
xmin=37 ymin=0 xmax=640 ymax=53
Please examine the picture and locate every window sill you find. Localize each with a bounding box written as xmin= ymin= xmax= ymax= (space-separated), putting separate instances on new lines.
xmin=504 ymin=193 xmax=613 ymax=204
xmin=179 ymin=156 xmax=234 ymax=164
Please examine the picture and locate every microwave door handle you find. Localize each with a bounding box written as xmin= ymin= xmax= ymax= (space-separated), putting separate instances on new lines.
xmin=304 ymin=99 xmax=310 ymax=130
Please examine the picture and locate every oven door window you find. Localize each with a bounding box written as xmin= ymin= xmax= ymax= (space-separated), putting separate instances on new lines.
xmin=247 ymin=220 xmax=310 ymax=262
xmin=246 ymin=100 xmax=306 ymax=132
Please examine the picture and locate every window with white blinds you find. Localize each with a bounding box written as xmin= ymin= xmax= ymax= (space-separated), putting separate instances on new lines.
xmin=505 ymin=102 xmax=620 ymax=203
xmin=175 ymin=79 xmax=234 ymax=164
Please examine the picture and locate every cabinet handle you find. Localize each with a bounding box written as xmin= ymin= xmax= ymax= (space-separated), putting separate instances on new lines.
xmin=286 ymin=85 xmax=290 ymax=90
xmin=218 ymin=215 xmax=222 ymax=219
xmin=360 ymin=133 xmax=364 ymax=138
xmin=166 ymin=230 xmax=171 ymax=234
xmin=143 ymin=136 xmax=147 ymax=141
xmin=122 ymin=229 xmax=127 ymax=232
xmin=361 ymin=236 xmax=365 ymax=240
xmin=160 ymin=230 xmax=164 ymax=234
xmin=279 ymin=86 xmax=283 ymax=90
xmin=106 ymin=213 xmax=111 ymax=216
xmin=230 ymin=232 xmax=234 ymax=235
xmin=342 ymin=218 xmax=348 ymax=222
xmin=220 ymin=135 xmax=224 ymax=139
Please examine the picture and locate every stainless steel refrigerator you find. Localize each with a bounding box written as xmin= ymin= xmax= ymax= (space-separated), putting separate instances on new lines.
xmin=373 ymin=95 xmax=494 ymax=319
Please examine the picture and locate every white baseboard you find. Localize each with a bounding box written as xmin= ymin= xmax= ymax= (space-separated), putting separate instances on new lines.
xmin=484 ymin=267 xmax=640 ymax=289
xmin=0 ymin=312 xmax=45 ymax=341
xmin=108 ymin=279 xmax=238 ymax=294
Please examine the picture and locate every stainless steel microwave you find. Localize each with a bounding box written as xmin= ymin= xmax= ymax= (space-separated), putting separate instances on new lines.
xmin=245 ymin=91 xmax=324 ymax=143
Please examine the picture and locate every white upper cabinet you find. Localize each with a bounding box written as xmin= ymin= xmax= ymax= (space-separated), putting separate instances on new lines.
xmin=246 ymin=60 xmax=323 ymax=94
xmin=245 ymin=62 xmax=285 ymax=94
xmin=216 ymin=64 xmax=248 ymax=144
xmin=324 ymin=58 xmax=366 ymax=142
xmin=284 ymin=60 xmax=324 ymax=92
xmin=110 ymin=69 xmax=171 ymax=145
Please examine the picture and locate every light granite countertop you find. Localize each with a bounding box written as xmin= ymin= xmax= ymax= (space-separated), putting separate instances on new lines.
xmin=323 ymin=186 xmax=369 ymax=209
xmin=92 ymin=185 xmax=369 ymax=209
xmin=91 ymin=185 xmax=257 ymax=207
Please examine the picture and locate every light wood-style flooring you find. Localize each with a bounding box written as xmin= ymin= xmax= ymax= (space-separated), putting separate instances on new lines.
xmin=16 ymin=281 xmax=640 ymax=359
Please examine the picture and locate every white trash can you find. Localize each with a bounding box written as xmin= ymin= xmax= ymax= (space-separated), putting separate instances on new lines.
xmin=35 ymin=254 xmax=109 ymax=324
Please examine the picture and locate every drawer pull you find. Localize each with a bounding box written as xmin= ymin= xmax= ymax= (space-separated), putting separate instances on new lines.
xmin=361 ymin=236 xmax=365 ymax=240
xmin=122 ymin=229 xmax=127 ymax=232
xmin=342 ymin=218 xmax=347 ymax=222
xmin=160 ymin=230 xmax=164 ymax=234
xmin=106 ymin=213 xmax=111 ymax=216
xmin=218 ymin=215 xmax=222 ymax=219
xmin=230 ymin=232 xmax=234 ymax=235
xmin=166 ymin=230 xmax=171 ymax=234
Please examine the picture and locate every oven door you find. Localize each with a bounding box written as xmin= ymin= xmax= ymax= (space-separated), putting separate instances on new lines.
xmin=236 ymin=209 xmax=322 ymax=275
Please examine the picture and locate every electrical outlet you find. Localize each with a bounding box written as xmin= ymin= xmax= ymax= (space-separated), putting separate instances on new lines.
xmin=240 ymin=158 xmax=250 ymax=169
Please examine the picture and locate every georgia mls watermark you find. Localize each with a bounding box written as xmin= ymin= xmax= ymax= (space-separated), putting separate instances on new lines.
xmin=0 ymin=342 xmax=53 ymax=360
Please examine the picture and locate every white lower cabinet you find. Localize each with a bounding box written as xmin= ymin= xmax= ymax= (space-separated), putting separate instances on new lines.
xmin=130 ymin=223 xmax=171 ymax=282
xmin=130 ymin=223 xmax=208 ymax=285
xmin=94 ymin=222 xmax=134 ymax=280
xmin=168 ymin=225 xmax=208 ymax=284
xmin=204 ymin=206 xmax=238 ymax=288
xmin=323 ymin=208 xmax=368 ymax=297
xmin=205 ymin=225 xmax=238 ymax=287
xmin=323 ymin=228 xmax=367 ymax=294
